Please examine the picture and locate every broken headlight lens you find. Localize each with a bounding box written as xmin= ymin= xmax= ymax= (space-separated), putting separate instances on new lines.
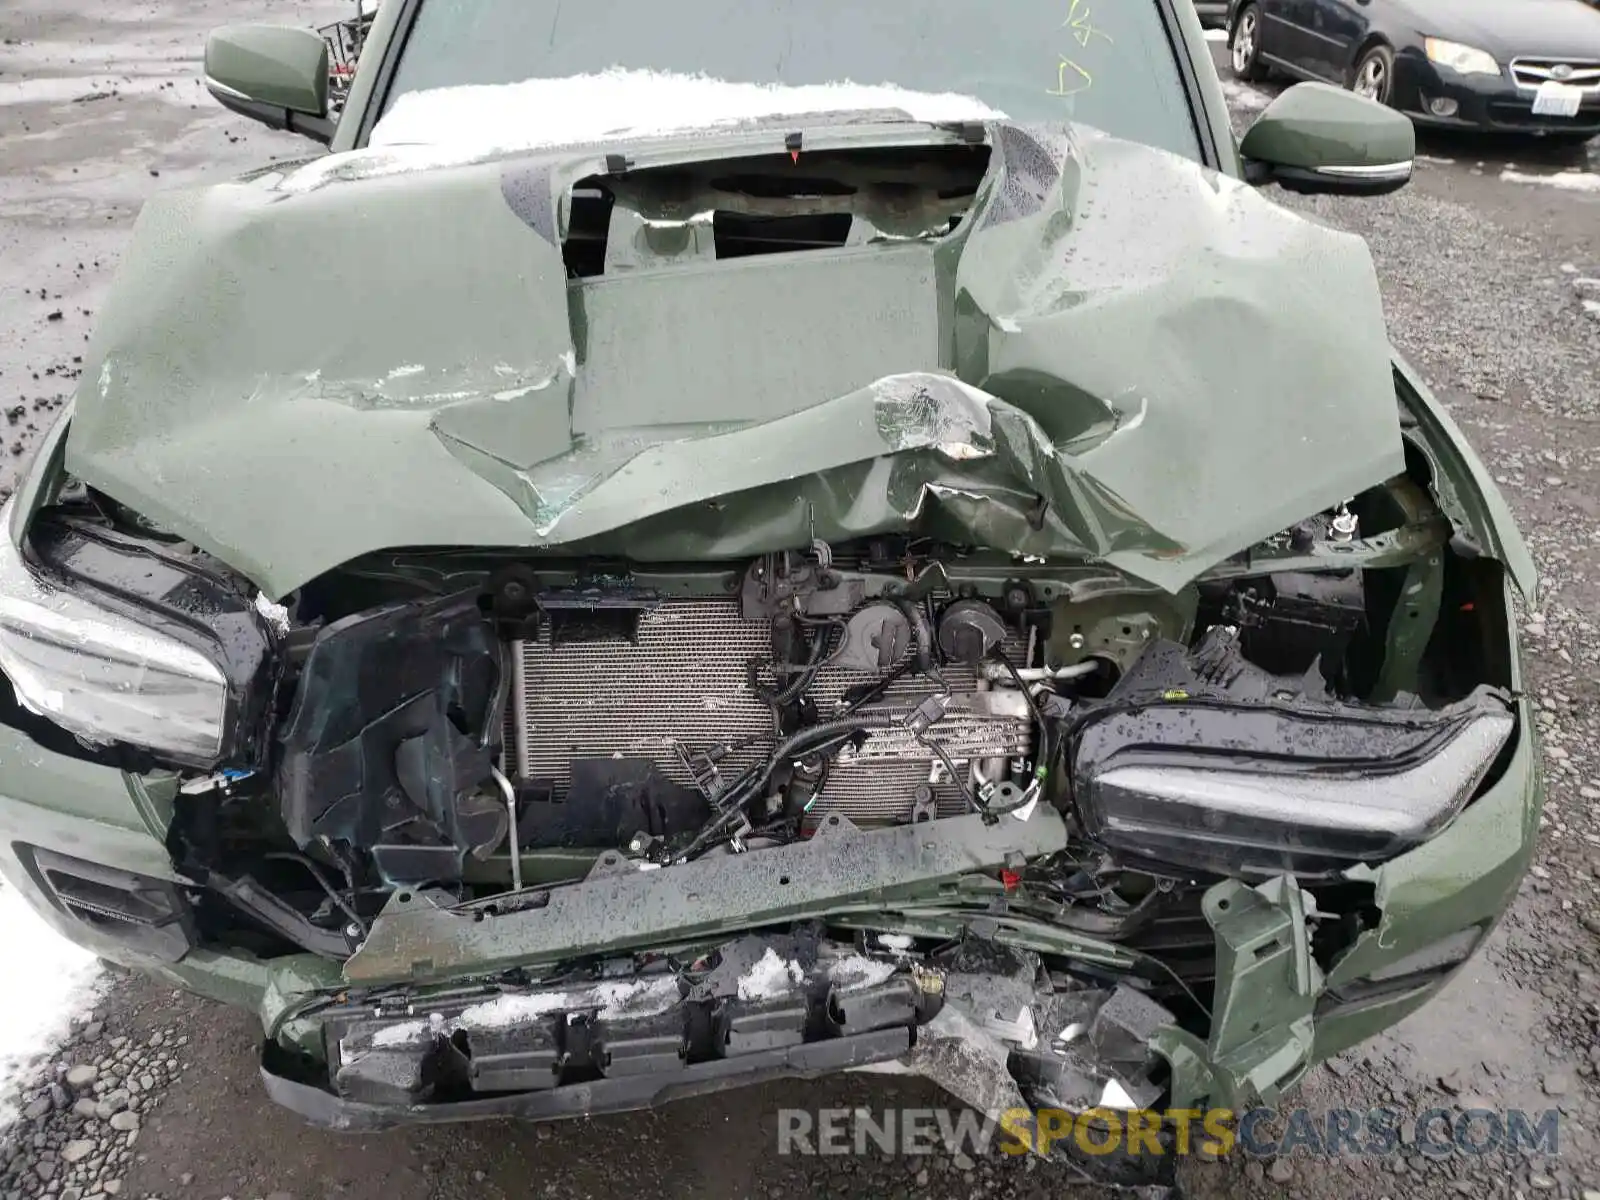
xmin=0 ymin=503 xmax=227 ymax=758
xmin=1073 ymin=695 xmax=1515 ymax=877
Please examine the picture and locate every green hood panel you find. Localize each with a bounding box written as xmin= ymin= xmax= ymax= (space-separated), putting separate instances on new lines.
xmin=65 ymin=125 xmax=1403 ymax=599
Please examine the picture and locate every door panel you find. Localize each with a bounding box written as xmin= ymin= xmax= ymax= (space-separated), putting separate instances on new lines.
xmin=1255 ymin=0 xmax=1317 ymax=71
xmin=1307 ymin=0 xmax=1372 ymax=81
xmin=1254 ymin=0 xmax=1305 ymax=68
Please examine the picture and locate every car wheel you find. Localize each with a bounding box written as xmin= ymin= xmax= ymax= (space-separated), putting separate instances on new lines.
xmin=1350 ymin=44 xmax=1395 ymax=105
xmin=1230 ymin=5 xmax=1269 ymax=82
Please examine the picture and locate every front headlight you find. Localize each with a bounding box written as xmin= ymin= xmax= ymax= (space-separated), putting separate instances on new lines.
xmin=1071 ymin=682 xmax=1516 ymax=878
xmin=1085 ymin=708 xmax=1511 ymax=851
xmin=0 ymin=502 xmax=227 ymax=758
xmin=1424 ymin=38 xmax=1500 ymax=77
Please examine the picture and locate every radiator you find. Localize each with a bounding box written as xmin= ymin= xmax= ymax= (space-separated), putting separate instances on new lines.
xmin=507 ymin=599 xmax=1032 ymax=821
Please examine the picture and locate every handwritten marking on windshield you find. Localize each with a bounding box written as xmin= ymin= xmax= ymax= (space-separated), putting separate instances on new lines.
xmin=1048 ymin=57 xmax=1094 ymax=97
xmin=1049 ymin=0 xmax=1112 ymax=97
xmin=1064 ymin=0 xmax=1113 ymax=47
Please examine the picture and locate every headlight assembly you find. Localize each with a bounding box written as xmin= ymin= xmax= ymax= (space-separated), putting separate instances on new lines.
xmin=1424 ymin=38 xmax=1500 ymax=77
xmin=1077 ymin=706 xmax=1513 ymax=876
xmin=1069 ymin=634 xmax=1517 ymax=879
xmin=0 ymin=500 xmax=229 ymax=759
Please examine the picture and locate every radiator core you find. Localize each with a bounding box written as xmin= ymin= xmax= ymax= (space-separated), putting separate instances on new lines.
xmin=507 ymin=598 xmax=1032 ymax=821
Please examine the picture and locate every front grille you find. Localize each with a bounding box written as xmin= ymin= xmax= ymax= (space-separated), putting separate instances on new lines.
xmin=508 ymin=598 xmax=1032 ymax=822
xmin=1510 ymin=57 xmax=1600 ymax=91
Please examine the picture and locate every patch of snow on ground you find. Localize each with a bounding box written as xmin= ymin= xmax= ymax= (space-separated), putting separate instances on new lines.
xmin=1220 ymin=79 xmax=1270 ymax=113
xmin=0 ymin=884 xmax=103 ymax=1125
xmin=1203 ymin=28 xmax=1230 ymax=43
xmin=1500 ymin=168 xmax=1600 ymax=194
xmin=370 ymin=69 xmax=1006 ymax=151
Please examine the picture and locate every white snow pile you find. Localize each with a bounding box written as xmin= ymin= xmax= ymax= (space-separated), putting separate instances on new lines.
xmin=737 ymin=948 xmax=806 ymax=1001
xmin=0 ymin=883 xmax=104 ymax=1126
xmin=826 ymin=954 xmax=901 ymax=992
xmin=283 ymin=70 xmax=1004 ymax=196
xmin=458 ymin=976 xmax=682 ymax=1028
xmin=1500 ymin=167 xmax=1600 ymax=194
xmin=370 ymin=68 xmax=1004 ymax=151
xmin=368 ymin=975 xmax=683 ymax=1047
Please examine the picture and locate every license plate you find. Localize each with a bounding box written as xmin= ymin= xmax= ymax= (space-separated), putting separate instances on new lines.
xmin=1532 ymin=81 xmax=1582 ymax=117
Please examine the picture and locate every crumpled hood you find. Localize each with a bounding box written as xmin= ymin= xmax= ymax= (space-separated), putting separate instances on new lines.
xmin=64 ymin=121 xmax=1403 ymax=599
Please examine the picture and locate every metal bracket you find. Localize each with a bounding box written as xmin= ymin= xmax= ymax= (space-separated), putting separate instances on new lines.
xmin=584 ymin=850 xmax=643 ymax=882
xmin=1153 ymin=875 xmax=1322 ymax=1111
xmin=673 ymin=741 xmax=730 ymax=800
xmin=808 ymin=812 xmax=861 ymax=839
xmin=1371 ymin=550 xmax=1444 ymax=703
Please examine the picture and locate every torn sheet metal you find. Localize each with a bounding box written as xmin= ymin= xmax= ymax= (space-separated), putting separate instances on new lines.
xmin=65 ymin=120 xmax=1402 ymax=599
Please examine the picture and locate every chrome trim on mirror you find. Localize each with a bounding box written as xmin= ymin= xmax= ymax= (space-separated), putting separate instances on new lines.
xmin=1315 ymin=161 xmax=1414 ymax=179
xmin=203 ymin=74 xmax=253 ymax=102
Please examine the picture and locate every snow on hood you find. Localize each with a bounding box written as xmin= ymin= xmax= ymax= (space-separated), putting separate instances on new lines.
xmin=279 ymin=71 xmax=1004 ymax=196
xmin=369 ymin=69 xmax=1005 ymax=151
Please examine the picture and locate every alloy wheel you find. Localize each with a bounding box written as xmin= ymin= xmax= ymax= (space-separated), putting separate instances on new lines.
xmin=1355 ymin=55 xmax=1388 ymax=101
xmin=1232 ymin=11 xmax=1258 ymax=74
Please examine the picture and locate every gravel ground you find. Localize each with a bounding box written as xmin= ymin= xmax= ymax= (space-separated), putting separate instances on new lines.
xmin=3 ymin=5 xmax=1600 ymax=1199
xmin=0 ymin=989 xmax=185 ymax=1200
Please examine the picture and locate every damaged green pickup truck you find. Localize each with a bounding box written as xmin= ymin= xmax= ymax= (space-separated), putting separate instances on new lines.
xmin=0 ymin=0 xmax=1542 ymax=1167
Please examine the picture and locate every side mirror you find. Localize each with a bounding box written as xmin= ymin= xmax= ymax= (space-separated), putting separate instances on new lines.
xmin=204 ymin=25 xmax=335 ymax=145
xmin=1239 ymin=82 xmax=1415 ymax=197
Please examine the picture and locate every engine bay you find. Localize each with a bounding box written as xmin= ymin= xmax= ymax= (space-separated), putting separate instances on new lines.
xmin=8 ymin=466 xmax=1519 ymax=976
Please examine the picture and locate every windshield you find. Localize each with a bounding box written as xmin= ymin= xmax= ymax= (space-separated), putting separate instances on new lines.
xmin=376 ymin=0 xmax=1202 ymax=161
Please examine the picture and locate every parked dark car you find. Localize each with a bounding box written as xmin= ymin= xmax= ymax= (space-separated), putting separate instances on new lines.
xmin=1227 ymin=0 xmax=1600 ymax=141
